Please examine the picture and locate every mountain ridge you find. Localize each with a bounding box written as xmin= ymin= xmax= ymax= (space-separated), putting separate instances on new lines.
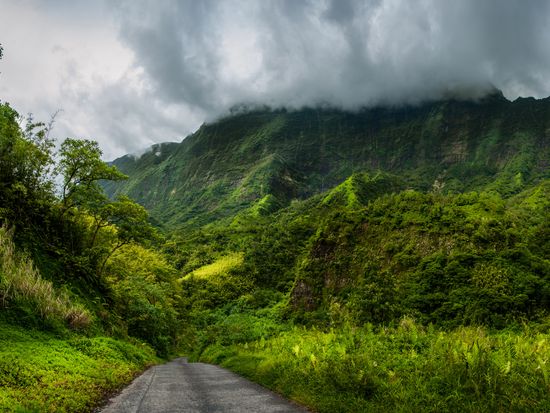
xmin=103 ymin=93 xmax=549 ymax=228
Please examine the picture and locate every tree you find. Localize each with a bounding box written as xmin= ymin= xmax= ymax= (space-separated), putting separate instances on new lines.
xmin=56 ymin=139 xmax=155 ymax=277
xmin=0 ymin=104 xmax=56 ymax=229
xmin=58 ymin=138 xmax=127 ymax=215
xmin=21 ymin=113 xmax=57 ymax=195
xmin=86 ymin=191 xmax=112 ymax=248
xmin=98 ymin=195 xmax=157 ymax=274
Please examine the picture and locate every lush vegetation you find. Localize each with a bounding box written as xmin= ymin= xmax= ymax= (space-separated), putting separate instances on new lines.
xmin=0 ymin=101 xmax=183 ymax=411
xmin=0 ymin=101 xmax=183 ymax=351
xmin=129 ymin=97 xmax=550 ymax=412
xmin=105 ymin=92 xmax=548 ymax=230
xmin=2 ymin=76 xmax=550 ymax=412
xmin=0 ymin=322 xmax=157 ymax=412
xmin=0 ymin=226 xmax=90 ymax=330
xmin=176 ymin=175 xmax=549 ymax=411
xmin=200 ymin=322 xmax=550 ymax=412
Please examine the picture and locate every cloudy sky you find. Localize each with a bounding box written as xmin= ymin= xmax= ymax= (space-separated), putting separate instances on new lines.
xmin=1 ymin=0 xmax=550 ymax=160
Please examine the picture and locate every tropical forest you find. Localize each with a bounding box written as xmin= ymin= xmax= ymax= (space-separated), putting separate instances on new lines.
xmin=1 ymin=2 xmax=550 ymax=411
xmin=1 ymin=75 xmax=549 ymax=411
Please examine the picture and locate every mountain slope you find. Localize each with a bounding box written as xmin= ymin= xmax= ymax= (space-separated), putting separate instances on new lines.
xmin=101 ymin=94 xmax=550 ymax=412
xmin=104 ymin=92 xmax=550 ymax=228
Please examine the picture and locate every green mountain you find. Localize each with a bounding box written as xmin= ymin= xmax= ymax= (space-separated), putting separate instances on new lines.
xmin=3 ymin=89 xmax=550 ymax=411
xmin=103 ymin=89 xmax=550 ymax=337
xmin=157 ymin=103 xmax=548 ymax=412
xmin=104 ymin=91 xmax=549 ymax=229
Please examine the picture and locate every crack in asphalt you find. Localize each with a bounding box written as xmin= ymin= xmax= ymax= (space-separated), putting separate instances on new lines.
xmin=135 ymin=365 xmax=157 ymax=412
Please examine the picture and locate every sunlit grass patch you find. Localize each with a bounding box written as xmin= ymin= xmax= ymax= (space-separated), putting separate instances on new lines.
xmin=0 ymin=321 xmax=158 ymax=412
xmin=182 ymin=252 xmax=244 ymax=280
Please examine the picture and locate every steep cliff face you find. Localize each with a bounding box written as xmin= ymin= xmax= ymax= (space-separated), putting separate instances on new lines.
xmin=104 ymin=93 xmax=550 ymax=228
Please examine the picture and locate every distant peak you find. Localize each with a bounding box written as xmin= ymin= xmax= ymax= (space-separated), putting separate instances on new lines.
xmin=480 ymin=87 xmax=507 ymax=102
xmin=439 ymin=84 xmax=508 ymax=103
xmin=108 ymin=141 xmax=180 ymax=163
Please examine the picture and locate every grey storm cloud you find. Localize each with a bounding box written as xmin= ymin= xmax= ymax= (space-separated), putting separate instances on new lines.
xmin=116 ymin=0 xmax=550 ymax=114
xmin=2 ymin=0 xmax=550 ymax=160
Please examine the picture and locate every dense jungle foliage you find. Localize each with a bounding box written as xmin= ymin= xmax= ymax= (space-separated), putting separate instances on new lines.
xmin=1 ymin=87 xmax=549 ymax=411
xmin=173 ymin=172 xmax=549 ymax=412
xmin=0 ymin=102 xmax=180 ymax=411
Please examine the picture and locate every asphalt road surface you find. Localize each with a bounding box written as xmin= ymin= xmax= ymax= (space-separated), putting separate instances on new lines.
xmin=100 ymin=358 xmax=308 ymax=413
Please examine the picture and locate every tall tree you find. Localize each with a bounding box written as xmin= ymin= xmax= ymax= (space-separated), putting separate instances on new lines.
xmin=98 ymin=195 xmax=157 ymax=274
xmin=58 ymin=138 xmax=127 ymax=215
xmin=0 ymin=104 xmax=56 ymax=230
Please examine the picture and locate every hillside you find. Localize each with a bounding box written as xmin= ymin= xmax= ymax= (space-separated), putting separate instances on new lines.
xmin=0 ymin=103 xmax=180 ymax=411
xmin=104 ymin=91 xmax=549 ymax=229
xmin=167 ymin=161 xmax=549 ymax=412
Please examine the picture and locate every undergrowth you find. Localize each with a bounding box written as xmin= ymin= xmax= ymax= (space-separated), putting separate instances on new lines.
xmin=0 ymin=226 xmax=91 ymax=329
xmin=198 ymin=318 xmax=550 ymax=412
xmin=0 ymin=226 xmax=161 ymax=412
xmin=0 ymin=321 xmax=158 ymax=412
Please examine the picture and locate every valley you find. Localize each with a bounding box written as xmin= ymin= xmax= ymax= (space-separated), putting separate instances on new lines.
xmin=0 ymin=93 xmax=549 ymax=412
xmin=3 ymin=2 xmax=550 ymax=411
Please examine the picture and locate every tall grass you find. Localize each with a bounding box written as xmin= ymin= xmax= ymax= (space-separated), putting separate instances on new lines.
xmin=0 ymin=226 xmax=91 ymax=329
xmin=199 ymin=318 xmax=550 ymax=412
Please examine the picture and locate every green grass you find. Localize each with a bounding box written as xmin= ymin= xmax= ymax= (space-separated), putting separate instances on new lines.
xmin=0 ymin=321 xmax=158 ymax=412
xmin=198 ymin=319 xmax=550 ymax=412
xmin=0 ymin=226 xmax=91 ymax=330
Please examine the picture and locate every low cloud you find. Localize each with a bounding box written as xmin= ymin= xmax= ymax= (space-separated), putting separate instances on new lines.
xmin=2 ymin=0 xmax=550 ymax=159
xmin=118 ymin=0 xmax=550 ymax=114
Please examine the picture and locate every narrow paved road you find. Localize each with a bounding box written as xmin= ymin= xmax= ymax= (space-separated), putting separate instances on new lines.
xmin=100 ymin=358 xmax=308 ymax=413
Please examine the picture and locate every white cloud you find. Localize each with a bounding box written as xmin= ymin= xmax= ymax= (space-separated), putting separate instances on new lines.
xmin=0 ymin=0 xmax=203 ymax=160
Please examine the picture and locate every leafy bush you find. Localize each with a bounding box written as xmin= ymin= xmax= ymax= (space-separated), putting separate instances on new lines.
xmin=106 ymin=245 xmax=180 ymax=355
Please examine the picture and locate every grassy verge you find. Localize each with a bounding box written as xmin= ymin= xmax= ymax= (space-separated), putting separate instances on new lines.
xmin=0 ymin=321 xmax=158 ymax=412
xmin=198 ymin=319 xmax=550 ymax=412
xmin=0 ymin=225 xmax=163 ymax=412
